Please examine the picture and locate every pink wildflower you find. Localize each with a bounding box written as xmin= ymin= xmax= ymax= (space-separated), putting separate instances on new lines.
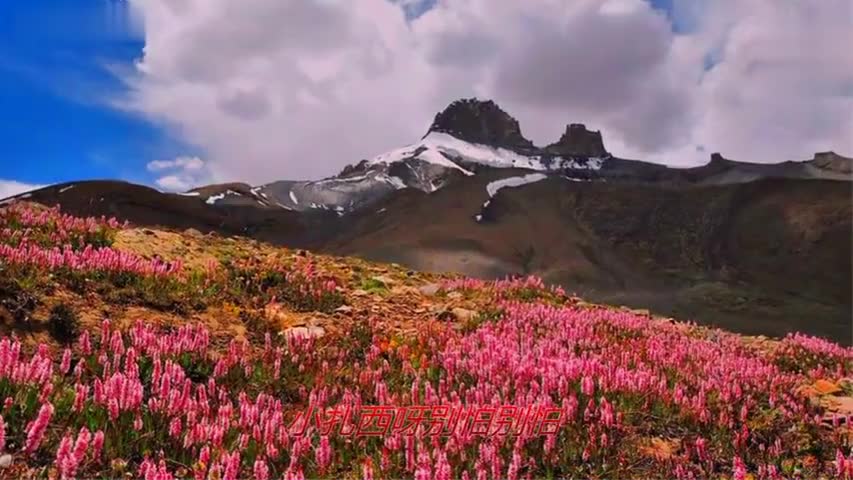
xmin=24 ymin=402 xmax=53 ymax=453
xmin=253 ymin=458 xmax=270 ymax=480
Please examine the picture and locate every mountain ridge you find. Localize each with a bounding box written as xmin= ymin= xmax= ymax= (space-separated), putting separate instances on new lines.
xmin=1 ymin=98 xmax=850 ymax=343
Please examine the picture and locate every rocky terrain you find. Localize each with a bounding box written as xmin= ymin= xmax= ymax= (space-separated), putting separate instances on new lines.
xmin=0 ymin=202 xmax=850 ymax=479
xmin=1 ymin=98 xmax=850 ymax=344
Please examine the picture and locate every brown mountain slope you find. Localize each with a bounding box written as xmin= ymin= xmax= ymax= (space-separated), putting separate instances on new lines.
xmin=323 ymin=175 xmax=852 ymax=343
xmin=7 ymin=176 xmax=851 ymax=343
xmin=8 ymin=180 xmax=328 ymax=246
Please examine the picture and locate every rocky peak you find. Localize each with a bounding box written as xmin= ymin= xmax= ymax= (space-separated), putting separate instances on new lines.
xmin=425 ymin=98 xmax=535 ymax=152
xmin=544 ymin=124 xmax=607 ymax=157
xmin=338 ymin=159 xmax=371 ymax=177
xmin=811 ymin=151 xmax=852 ymax=174
xmin=709 ymin=152 xmax=728 ymax=164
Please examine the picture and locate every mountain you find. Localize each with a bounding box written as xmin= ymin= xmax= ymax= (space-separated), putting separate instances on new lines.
xmin=178 ymin=98 xmax=850 ymax=214
xmin=2 ymin=98 xmax=850 ymax=342
xmin=325 ymin=173 xmax=852 ymax=342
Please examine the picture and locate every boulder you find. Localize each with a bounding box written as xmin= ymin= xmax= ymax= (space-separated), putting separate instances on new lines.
xmin=450 ymin=307 xmax=479 ymax=323
xmin=418 ymin=283 xmax=441 ymax=296
xmin=283 ymin=326 xmax=326 ymax=339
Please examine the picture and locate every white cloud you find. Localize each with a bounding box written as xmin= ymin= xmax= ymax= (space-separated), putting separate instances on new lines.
xmin=126 ymin=0 xmax=435 ymax=183
xmin=0 ymin=180 xmax=44 ymax=200
xmin=147 ymin=155 xmax=205 ymax=172
xmin=125 ymin=0 xmax=853 ymax=182
xmin=146 ymin=156 xmax=210 ymax=191
xmin=154 ymin=175 xmax=194 ymax=191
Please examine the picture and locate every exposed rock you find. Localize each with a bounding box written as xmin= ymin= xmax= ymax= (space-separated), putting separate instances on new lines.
xmin=334 ymin=305 xmax=353 ymax=313
xmin=575 ymin=301 xmax=601 ymax=309
xmin=283 ymin=326 xmax=326 ymax=339
xmin=371 ymin=275 xmax=396 ymax=286
xmin=811 ymin=151 xmax=853 ymax=174
xmin=390 ymin=285 xmax=420 ymax=296
xmin=638 ymin=438 xmax=681 ymax=461
xmin=425 ymin=98 xmax=535 ymax=152
xmin=264 ymin=303 xmax=306 ymax=330
xmin=338 ymin=159 xmax=371 ymax=177
xmin=821 ymin=395 xmax=853 ymax=415
xmin=0 ymin=454 xmax=11 ymax=468
xmin=418 ymin=283 xmax=441 ymax=296
xmin=544 ymin=124 xmax=607 ymax=157
xmin=450 ymin=307 xmax=479 ymax=323
xmin=813 ymin=379 xmax=843 ymax=395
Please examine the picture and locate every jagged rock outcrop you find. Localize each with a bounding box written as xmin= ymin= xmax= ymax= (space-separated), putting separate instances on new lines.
xmin=424 ymin=98 xmax=536 ymax=152
xmin=544 ymin=124 xmax=608 ymax=157
xmin=810 ymin=151 xmax=852 ymax=175
xmin=338 ymin=160 xmax=370 ymax=177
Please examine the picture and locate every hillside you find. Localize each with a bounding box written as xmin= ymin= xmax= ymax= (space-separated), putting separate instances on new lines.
xmin=1 ymin=98 xmax=850 ymax=344
xmin=0 ymin=202 xmax=851 ymax=479
xmin=323 ymin=175 xmax=853 ymax=343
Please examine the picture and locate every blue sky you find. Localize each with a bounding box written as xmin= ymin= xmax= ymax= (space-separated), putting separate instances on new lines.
xmin=0 ymin=0 xmax=190 ymax=194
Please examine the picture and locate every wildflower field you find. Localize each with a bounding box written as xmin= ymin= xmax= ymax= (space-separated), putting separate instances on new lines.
xmin=0 ymin=203 xmax=851 ymax=479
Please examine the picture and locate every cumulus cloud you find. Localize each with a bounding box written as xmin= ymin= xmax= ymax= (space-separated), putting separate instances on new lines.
xmin=0 ymin=180 xmax=44 ymax=200
xmin=147 ymin=155 xmax=205 ymax=172
xmin=146 ymin=155 xmax=209 ymax=191
xmin=126 ymin=0 xmax=435 ymax=183
xmin=674 ymin=0 xmax=853 ymax=164
xmin=125 ymin=0 xmax=853 ymax=181
xmin=154 ymin=175 xmax=194 ymax=192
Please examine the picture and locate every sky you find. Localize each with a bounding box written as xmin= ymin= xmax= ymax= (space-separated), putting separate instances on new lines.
xmin=0 ymin=0 xmax=851 ymax=197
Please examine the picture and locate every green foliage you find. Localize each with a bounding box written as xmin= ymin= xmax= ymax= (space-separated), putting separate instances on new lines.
xmin=359 ymin=277 xmax=389 ymax=294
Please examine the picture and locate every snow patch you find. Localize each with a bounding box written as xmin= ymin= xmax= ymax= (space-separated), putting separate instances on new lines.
xmin=250 ymin=187 xmax=270 ymax=199
xmin=486 ymin=173 xmax=548 ymax=198
xmin=372 ymin=136 xmax=474 ymax=175
xmin=474 ymin=174 xmax=549 ymax=223
xmin=58 ymin=185 xmax=75 ymax=194
xmin=316 ymin=173 xmax=371 ymax=184
xmin=289 ymin=191 xmax=299 ymax=205
xmin=370 ymin=132 xmax=606 ymax=174
xmin=379 ymin=174 xmax=407 ymax=190
xmin=556 ymin=157 xmax=604 ymax=170
xmin=177 ymin=191 xmax=201 ymax=197
xmin=206 ymin=193 xmax=225 ymax=205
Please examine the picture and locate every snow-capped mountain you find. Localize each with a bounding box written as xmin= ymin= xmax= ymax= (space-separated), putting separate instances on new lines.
xmin=3 ymin=98 xmax=849 ymax=215
xmin=151 ymin=98 xmax=850 ymax=215
xmin=192 ymin=99 xmax=616 ymax=213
